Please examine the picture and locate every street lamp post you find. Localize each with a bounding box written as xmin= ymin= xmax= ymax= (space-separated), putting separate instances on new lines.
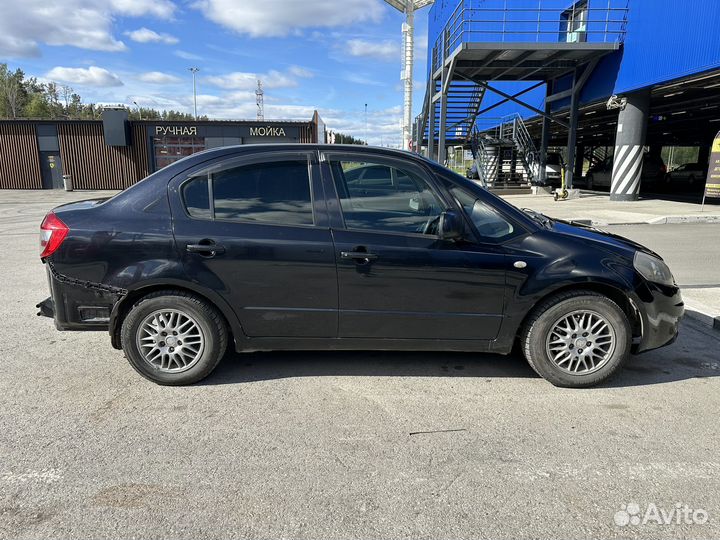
xmin=132 ymin=101 xmax=142 ymax=120
xmin=188 ymin=67 xmax=200 ymax=119
xmin=364 ymin=103 xmax=368 ymax=145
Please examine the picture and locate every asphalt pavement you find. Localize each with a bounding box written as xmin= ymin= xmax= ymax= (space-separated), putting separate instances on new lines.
xmin=1 ymin=190 xmax=719 ymax=540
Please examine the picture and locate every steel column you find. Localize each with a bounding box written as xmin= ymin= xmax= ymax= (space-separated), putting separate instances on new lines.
xmin=438 ymin=76 xmax=449 ymax=164
xmin=539 ymin=81 xmax=553 ymax=185
xmin=565 ymin=69 xmax=581 ymax=189
xmin=610 ymin=89 xmax=651 ymax=201
xmin=427 ymin=92 xmax=436 ymax=160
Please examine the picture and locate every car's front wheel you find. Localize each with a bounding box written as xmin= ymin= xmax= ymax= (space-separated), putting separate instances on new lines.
xmin=121 ymin=290 xmax=228 ymax=385
xmin=521 ymin=290 xmax=631 ymax=388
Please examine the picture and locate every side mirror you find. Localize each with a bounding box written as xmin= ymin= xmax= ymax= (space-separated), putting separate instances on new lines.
xmin=438 ymin=210 xmax=464 ymax=241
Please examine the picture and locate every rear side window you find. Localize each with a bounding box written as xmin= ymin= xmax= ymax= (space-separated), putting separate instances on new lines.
xmin=181 ymin=159 xmax=314 ymax=226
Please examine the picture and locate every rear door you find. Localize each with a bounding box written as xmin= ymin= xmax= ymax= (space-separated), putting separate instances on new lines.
xmin=320 ymin=151 xmax=511 ymax=341
xmin=169 ymin=150 xmax=338 ymax=338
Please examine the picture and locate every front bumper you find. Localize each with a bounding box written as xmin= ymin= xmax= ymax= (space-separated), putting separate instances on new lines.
xmin=632 ymin=281 xmax=684 ymax=354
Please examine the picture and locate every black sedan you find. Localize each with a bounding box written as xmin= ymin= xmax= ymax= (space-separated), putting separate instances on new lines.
xmin=37 ymin=144 xmax=684 ymax=387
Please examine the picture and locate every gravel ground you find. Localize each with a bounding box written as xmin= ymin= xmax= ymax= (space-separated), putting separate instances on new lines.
xmin=1 ymin=190 xmax=719 ymax=540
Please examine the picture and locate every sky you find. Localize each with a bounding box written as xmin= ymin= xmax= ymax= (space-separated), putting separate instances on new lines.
xmin=0 ymin=0 xmax=432 ymax=147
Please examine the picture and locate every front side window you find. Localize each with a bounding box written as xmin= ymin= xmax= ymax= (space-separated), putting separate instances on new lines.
xmin=329 ymin=158 xmax=444 ymax=235
xmin=447 ymin=184 xmax=517 ymax=241
xmin=181 ymin=159 xmax=313 ymax=226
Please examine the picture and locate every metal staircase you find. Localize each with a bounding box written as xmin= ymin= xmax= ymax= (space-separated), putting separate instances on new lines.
xmin=419 ymin=80 xmax=487 ymax=149
xmin=585 ymin=146 xmax=611 ymax=167
xmin=469 ymin=114 xmax=539 ymax=189
xmin=500 ymin=114 xmax=540 ymax=184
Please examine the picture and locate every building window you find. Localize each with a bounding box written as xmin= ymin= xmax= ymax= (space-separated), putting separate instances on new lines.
xmin=562 ymin=0 xmax=589 ymax=43
xmin=152 ymin=135 xmax=206 ymax=169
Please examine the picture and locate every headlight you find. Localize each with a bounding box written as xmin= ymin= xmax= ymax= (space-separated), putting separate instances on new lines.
xmin=633 ymin=251 xmax=676 ymax=286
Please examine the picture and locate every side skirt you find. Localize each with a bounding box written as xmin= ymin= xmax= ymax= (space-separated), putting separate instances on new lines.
xmin=234 ymin=337 xmax=513 ymax=355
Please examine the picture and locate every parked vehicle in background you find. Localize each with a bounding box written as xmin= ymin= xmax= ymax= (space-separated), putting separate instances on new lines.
xmin=466 ymin=161 xmax=479 ymax=180
xmin=664 ymin=162 xmax=707 ymax=189
xmin=37 ymin=144 xmax=683 ymax=388
xmin=642 ymin=154 xmax=668 ymax=189
xmin=584 ymin=158 xmax=612 ymax=189
xmin=543 ymin=152 xmax=564 ymax=187
xmin=585 ymin=153 xmax=667 ymax=191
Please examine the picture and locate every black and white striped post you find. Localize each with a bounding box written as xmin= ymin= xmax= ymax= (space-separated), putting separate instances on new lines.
xmin=610 ymin=90 xmax=651 ymax=201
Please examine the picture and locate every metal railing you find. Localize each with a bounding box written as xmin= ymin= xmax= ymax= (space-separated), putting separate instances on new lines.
xmin=431 ymin=0 xmax=629 ymax=72
xmin=469 ymin=114 xmax=540 ymax=186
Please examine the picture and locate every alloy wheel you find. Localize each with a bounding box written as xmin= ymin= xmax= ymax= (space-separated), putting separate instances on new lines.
xmin=136 ymin=309 xmax=205 ymax=373
xmin=545 ymin=310 xmax=616 ymax=375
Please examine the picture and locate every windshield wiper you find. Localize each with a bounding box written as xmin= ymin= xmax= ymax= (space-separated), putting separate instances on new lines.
xmin=522 ymin=208 xmax=554 ymax=229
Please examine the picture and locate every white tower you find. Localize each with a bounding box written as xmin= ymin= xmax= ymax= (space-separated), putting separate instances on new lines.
xmin=384 ymin=0 xmax=434 ymax=151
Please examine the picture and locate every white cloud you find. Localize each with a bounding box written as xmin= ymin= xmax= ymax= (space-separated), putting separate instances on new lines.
xmin=0 ymin=35 xmax=40 ymax=58
xmin=109 ymin=0 xmax=175 ymax=18
xmin=0 ymin=0 xmax=176 ymax=58
xmin=347 ymin=39 xmax=400 ymax=61
xmin=125 ymin=27 xmax=179 ymax=45
xmin=288 ymin=66 xmax=314 ymax=79
xmin=46 ymin=66 xmax=124 ymax=87
xmin=206 ymin=67 xmax=312 ymax=91
xmin=193 ymin=0 xmax=385 ymax=37
xmin=174 ymin=50 xmax=203 ymax=61
xmin=137 ymin=71 xmax=182 ymax=84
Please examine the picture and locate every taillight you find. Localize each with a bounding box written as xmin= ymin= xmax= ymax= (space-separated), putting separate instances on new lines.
xmin=40 ymin=212 xmax=69 ymax=258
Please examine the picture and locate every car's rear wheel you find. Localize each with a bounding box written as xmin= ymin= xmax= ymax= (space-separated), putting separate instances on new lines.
xmin=121 ymin=290 xmax=227 ymax=385
xmin=521 ymin=290 xmax=631 ymax=388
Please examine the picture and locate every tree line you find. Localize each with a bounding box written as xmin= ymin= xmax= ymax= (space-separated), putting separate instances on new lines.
xmin=0 ymin=63 xmax=202 ymax=121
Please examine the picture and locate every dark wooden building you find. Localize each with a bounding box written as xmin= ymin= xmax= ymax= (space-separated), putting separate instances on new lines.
xmin=0 ymin=110 xmax=325 ymax=190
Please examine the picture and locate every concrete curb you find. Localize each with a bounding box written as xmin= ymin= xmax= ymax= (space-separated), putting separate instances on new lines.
xmin=585 ymin=215 xmax=720 ymax=227
xmin=648 ymin=215 xmax=720 ymax=225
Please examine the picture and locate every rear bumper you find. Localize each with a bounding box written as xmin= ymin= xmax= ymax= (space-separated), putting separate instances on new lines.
xmin=39 ymin=262 xmax=121 ymax=331
xmin=632 ymin=282 xmax=684 ymax=354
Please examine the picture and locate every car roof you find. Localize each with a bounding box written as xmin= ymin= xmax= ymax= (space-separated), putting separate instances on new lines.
xmin=186 ymin=143 xmax=422 ymax=162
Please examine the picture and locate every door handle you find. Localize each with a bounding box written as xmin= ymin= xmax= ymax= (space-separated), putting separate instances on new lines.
xmin=340 ymin=250 xmax=378 ymax=263
xmin=186 ymin=240 xmax=226 ymax=257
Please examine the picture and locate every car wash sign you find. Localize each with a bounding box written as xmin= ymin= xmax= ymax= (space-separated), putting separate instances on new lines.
xmin=704 ymin=131 xmax=720 ymax=202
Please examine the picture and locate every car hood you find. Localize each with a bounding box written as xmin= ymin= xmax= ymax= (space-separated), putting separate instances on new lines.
xmin=550 ymin=219 xmax=661 ymax=259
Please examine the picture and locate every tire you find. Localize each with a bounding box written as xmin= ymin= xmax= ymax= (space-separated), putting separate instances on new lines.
xmin=521 ymin=290 xmax=632 ymax=388
xmin=121 ymin=290 xmax=228 ymax=385
xmin=586 ymin=174 xmax=594 ymax=190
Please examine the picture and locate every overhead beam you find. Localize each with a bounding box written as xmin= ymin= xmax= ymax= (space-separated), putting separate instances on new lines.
xmin=467 ymin=79 xmax=570 ymax=128
xmin=487 ymin=50 xmax=537 ymax=80
xmin=446 ymin=81 xmax=544 ymax=132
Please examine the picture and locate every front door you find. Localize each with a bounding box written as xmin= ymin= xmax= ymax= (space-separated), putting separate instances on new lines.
xmin=322 ymin=152 xmax=508 ymax=341
xmin=40 ymin=152 xmax=64 ymax=189
xmin=171 ymin=151 xmax=338 ymax=338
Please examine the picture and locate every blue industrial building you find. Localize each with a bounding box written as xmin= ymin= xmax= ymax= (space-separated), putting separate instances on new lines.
xmin=418 ymin=0 xmax=720 ymax=200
